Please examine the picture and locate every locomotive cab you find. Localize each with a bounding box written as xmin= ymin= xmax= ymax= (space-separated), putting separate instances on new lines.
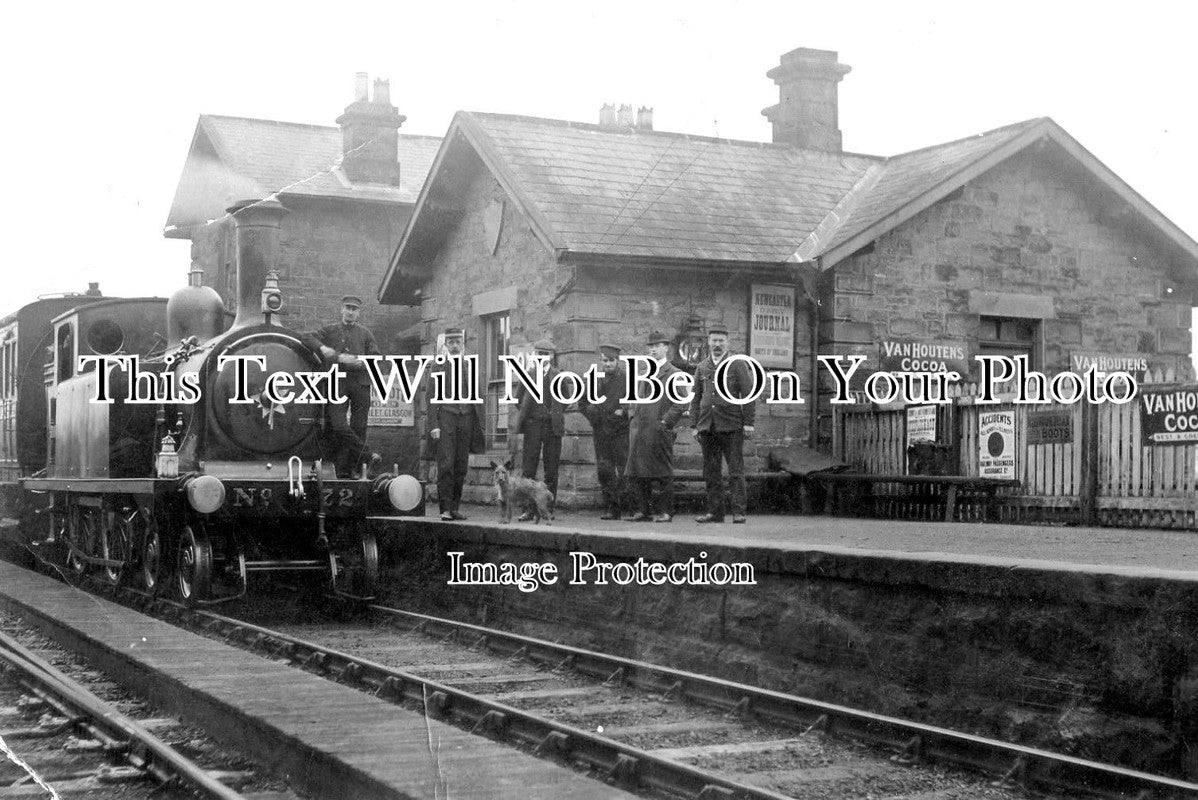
xmin=47 ymin=299 xmax=169 ymax=480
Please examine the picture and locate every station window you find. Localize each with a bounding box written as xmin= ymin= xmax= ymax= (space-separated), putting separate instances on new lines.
xmin=978 ymin=316 xmax=1039 ymax=370
xmin=482 ymin=312 xmax=510 ymax=450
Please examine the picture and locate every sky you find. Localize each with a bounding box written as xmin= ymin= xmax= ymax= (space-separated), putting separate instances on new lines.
xmin=3 ymin=1 xmax=1197 ymax=347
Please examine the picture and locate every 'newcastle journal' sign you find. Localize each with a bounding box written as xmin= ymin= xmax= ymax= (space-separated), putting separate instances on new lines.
xmin=749 ymin=284 xmax=794 ymax=369
xmin=1140 ymin=385 xmax=1198 ymax=445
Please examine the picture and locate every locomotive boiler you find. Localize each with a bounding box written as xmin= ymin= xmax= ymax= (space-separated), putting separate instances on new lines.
xmin=19 ymin=199 xmax=422 ymax=603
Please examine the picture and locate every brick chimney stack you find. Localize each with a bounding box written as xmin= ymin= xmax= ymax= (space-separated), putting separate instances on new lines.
xmin=761 ymin=48 xmax=851 ymax=151
xmin=637 ymin=106 xmax=653 ymax=130
xmin=599 ymin=103 xmax=616 ymax=126
xmin=336 ymin=73 xmax=406 ymax=185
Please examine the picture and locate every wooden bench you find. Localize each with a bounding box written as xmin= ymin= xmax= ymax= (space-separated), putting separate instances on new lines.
xmin=804 ymin=473 xmax=1022 ymax=522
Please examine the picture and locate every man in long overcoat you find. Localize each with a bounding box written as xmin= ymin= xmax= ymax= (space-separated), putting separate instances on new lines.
xmin=579 ymin=343 xmax=630 ymax=520
xmin=428 ymin=328 xmax=485 ymax=521
xmin=509 ymin=338 xmax=566 ymax=518
xmin=690 ymin=327 xmax=756 ymax=523
xmin=626 ymin=331 xmax=687 ymax=522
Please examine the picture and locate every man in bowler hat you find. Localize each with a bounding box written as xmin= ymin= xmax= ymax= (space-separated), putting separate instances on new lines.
xmin=510 ymin=338 xmax=565 ymax=519
xmin=626 ymin=331 xmax=687 ymax=522
xmin=579 ymin=343 xmax=630 ymax=520
xmin=690 ymin=327 xmax=755 ymax=523
xmin=306 ymin=295 xmax=380 ymax=477
xmin=428 ymin=328 xmax=485 ymax=521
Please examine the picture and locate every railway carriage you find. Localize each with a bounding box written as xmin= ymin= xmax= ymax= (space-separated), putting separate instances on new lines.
xmin=9 ymin=199 xmax=423 ymax=603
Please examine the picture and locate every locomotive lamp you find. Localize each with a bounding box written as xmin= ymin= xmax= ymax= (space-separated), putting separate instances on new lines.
xmin=156 ymin=435 xmax=179 ymax=479
xmin=261 ymin=270 xmax=284 ymax=319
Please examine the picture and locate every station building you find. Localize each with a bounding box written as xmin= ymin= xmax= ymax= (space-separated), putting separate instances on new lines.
xmin=164 ymin=74 xmax=441 ymax=468
xmin=378 ymin=47 xmax=1198 ymax=506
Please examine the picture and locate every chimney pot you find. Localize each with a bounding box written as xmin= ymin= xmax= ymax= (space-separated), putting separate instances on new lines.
xmin=617 ymin=103 xmax=634 ymax=127
xmin=599 ymin=103 xmax=616 ymax=126
xmin=373 ymin=78 xmax=391 ymax=107
xmin=85 ymin=282 xmax=102 ymax=297
xmin=761 ymin=47 xmax=851 ymax=151
xmin=354 ymin=72 xmax=369 ymax=102
xmin=336 ymin=74 xmax=406 ymax=185
xmin=637 ymin=106 xmax=654 ymax=130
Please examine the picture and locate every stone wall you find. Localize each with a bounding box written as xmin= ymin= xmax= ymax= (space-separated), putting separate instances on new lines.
xmin=823 ymin=147 xmax=1192 ymax=372
xmin=378 ymin=522 xmax=1198 ymax=779
xmin=818 ymin=145 xmax=1194 ymax=448
xmin=414 ymin=163 xmax=814 ymax=507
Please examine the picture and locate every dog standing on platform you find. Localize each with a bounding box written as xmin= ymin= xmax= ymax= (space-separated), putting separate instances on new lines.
xmin=490 ymin=460 xmax=555 ymax=524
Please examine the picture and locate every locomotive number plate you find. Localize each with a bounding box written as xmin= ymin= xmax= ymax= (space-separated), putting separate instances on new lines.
xmin=322 ymin=487 xmax=357 ymax=507
xmin=229 ymin=486 xmax=358 ymax=509
xmin=232 ymin=487 xmax=274 ymax=507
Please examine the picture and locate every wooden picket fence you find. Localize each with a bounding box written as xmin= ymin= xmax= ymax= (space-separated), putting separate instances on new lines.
xmin=833 ymin=369 xmax=1198 ymax=529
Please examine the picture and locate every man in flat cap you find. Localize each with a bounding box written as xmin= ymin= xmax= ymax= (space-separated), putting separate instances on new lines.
xmin=626 ymin=331 xmax=687 ymax=522
xmin=305 ymin=295 xmax=380 ymax=477
xmin=579 ymin=343 xmax=630 ymax=520
xmin=690 ymin=326 xmax=755 ymax=523
xmin=509 ymin=338 xmax=565 ymax=519
xmin=428 ymin=328 xmax=485 ymax=521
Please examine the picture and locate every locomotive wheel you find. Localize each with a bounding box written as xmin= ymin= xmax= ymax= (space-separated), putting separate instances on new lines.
xmin=333 ymin=523 xmax=379 ymax=599
xmin=176 ymin=524 xmax=213 ymax=604
xmin=101 ymin=511 xmax=134 ymax=585
xmin=141 ymin=522 xmax=163 ymax=594
xmin=67 ymin=507 xmax=97 ymax=577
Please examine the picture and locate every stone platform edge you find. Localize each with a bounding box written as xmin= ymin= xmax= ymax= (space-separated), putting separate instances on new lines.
xmin=373 ymin=516 xmax=1198 ymax=609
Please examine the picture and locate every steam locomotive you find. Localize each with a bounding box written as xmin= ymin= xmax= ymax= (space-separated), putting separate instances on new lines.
xmin=5 ymin=199 xmax=422 ymax=603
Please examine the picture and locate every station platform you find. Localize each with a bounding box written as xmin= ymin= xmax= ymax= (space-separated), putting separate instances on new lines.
xmin=0 ymin=561 xmax=634 ymax=800
xmin=391 ymin=506 xmax=1198 ymax=581
xmin=374 ymin=507 xmax=1198 ymax=777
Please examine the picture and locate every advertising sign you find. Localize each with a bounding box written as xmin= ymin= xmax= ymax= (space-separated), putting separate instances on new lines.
xmin=1139 ymin=385 xmax=1198 ymax=445
xmin=1069 ymin=351 xmax=1151 ymax=377
xmin=749 ymin=284 xmax=795 ymax=369
xmin=368 ymin=394 xmax=414 ymax=427
xmin=1026 ymin=410 xmax=1073 ymax=445
xmin=880 ymin=340 xmax=970 ymax=375
xmin=978 ymin=410 xmax=1015 ymax=479
xmin=906 ymin=405 xmax=937 ymax=446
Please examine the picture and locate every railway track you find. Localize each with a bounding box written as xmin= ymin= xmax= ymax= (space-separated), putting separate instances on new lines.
xmin=105 ymin=585 xmax=1195 ymax=800
xmin=5 ymin=556 xmax=1195 ymax=799
xmin=0 ymin=610 xmax=298 ymax=799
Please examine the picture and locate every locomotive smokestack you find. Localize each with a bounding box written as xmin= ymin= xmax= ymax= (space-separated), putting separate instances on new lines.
xmin=227 ymin=198 xmax=289 ymax=329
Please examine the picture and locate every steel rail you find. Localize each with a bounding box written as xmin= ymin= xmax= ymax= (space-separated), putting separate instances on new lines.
xmin=364 ymin=604 xmax=1198 ymax=800
xmin=0 ymin=628 xmax=245 ymax=800
xmin=122 ymin=591 xmax=798 ymax=800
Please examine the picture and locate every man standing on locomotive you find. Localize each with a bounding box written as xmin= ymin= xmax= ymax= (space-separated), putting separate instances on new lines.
xmin=306 ymin=295 xmax=380 ymax=477
xmin=428 ymin=328 xmax=485 ymax=521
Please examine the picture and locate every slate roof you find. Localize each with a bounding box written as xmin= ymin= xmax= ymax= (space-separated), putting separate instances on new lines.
xmin=470 ymin=113 xmax=880 ymax=263
xmin=820 ymin=119 xmax=1041 ymax=253
xmin=165 ymin=115 xmax=441 ymax=233
xmin=382 ymin=111 xmax=1198 ymax=301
